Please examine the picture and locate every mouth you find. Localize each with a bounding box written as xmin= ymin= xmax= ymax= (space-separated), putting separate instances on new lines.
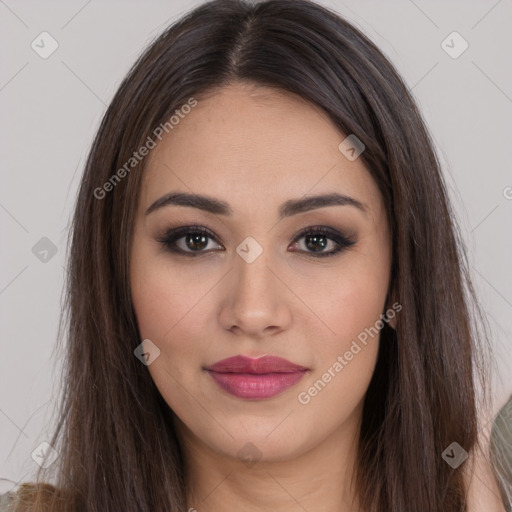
xmin=204 ymin=355 xmax=309 ymax=400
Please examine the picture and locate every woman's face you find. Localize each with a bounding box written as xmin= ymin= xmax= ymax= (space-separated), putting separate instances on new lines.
xmin=130 ymin=83 xmax=392 ymax=464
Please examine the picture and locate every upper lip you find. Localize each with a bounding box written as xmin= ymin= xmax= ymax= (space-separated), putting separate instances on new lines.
xmin=204 ymin=355 xmax=308 ymax=374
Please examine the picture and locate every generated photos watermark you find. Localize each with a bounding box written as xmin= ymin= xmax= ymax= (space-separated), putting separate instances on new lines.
xmin=94 ymin=97 xmax=198 ymax=200
xmin=297 ymin=302 xmax=402 ymax=405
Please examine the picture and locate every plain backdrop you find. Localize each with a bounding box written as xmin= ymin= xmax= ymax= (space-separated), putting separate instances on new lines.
xmin=1 ymin=0 xmax=511 ymax=491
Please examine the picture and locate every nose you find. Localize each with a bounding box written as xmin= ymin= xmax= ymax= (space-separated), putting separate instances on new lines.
xmin=218 ymin=243 xmax=293 ymax=338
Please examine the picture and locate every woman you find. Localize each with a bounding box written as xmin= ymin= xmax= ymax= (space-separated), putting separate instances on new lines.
xmin=2 ymin=0 xmax=508 ymax=510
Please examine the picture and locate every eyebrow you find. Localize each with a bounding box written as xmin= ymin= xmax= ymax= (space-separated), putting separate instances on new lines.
xmin=145 ymin=191 xmax=367 ymax=219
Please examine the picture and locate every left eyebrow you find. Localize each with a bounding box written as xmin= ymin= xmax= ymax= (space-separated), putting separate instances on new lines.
xmin=145 ymin=191 xmax=367 ymax=219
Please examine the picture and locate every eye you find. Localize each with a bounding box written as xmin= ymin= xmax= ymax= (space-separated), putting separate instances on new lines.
xmin=157 ymin=224 xmax=356 ymax=258
xmin=157 ymin=224 xmax=223 ymax=256
xmin=289 ymin=226 xmax=356 ymax=258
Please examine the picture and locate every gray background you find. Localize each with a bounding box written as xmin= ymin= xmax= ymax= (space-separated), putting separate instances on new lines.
xmin=1 ymin=0 xmax=511 ymax=490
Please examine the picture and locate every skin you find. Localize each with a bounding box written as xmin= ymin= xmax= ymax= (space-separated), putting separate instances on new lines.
xmin=466 ymin=426 xmax=508 ymax=512
xmin=130 ymin=82 xmax=394 ymax=512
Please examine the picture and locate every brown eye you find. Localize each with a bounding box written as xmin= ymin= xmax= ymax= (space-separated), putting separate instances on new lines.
xmin=289 ymin=226 xmax=356 ymax=257
xmin=157 ymin=225 xmax=223 ymax=256
xmin=182 ymin=232 xmax=210 ymax=251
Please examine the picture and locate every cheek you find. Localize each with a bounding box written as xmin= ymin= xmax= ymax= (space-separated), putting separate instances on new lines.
xmin=130 ymin=244 xmax=231 ymax=416
xmin=292 ymin=244 xmax=390 ymax=406
xmin=130 ymin=242 xmax=217 ymax=344
xmin=323 ymin=271 xmax=386 ymax=330
xmin=292 ymin=273 xmax=388 ymax=431
xmin=130 ymin=250 xmax=214 ymax=415
xmin=301 ymin=273 xmax=386 ymax=396
xmin=291 ymin=251 xmax=390 ymax=355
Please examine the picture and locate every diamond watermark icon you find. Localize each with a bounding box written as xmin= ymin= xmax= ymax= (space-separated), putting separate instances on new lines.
xmin=441 ymin=441 xmax=468 ymax=469
xmin=31 ymin=31 xmax=59 ymax=59
xmin=236 ymin=442 xmax=262 ymax=468
xmin=134 ymin=339 xmax=161 ymax=366
xmin=32 ymin=237 xmax=58 ymax=263
xmin=31 ymin=441 xmax=59 ymax=469
xmin=441 ymin=31 xmax=469 ymax=59
xmin=236 ymin=236 xmax=263 ymax=264
xmin=338 ymin=134 xmax=365 ymax=161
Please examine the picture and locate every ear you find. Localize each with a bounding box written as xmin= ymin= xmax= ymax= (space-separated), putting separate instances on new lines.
xmin=384 ymin=286 xmax=399 ymax=330
xmin=386 ymin=308 xmax=397 ymax=330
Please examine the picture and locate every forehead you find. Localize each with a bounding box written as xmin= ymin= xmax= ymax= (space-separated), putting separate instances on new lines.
xmin=140 ymin=83 xmax=383 ymax=218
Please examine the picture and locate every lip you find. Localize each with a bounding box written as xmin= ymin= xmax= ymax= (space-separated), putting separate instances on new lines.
xmin=204 ymin=355 xmax=309 ymax=400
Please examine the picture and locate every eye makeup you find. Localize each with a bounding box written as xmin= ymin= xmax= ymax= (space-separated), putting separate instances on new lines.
xmin=155 ymin=223 xmax=357 ymax=258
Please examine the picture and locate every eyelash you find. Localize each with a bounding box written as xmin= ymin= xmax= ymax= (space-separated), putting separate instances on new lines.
xmin=156 ymin=224 xmax=356 ymax=258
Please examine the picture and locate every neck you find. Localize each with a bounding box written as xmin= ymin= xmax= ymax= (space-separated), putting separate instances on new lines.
xmin=177 ymin=412 xmax=363 ymax=512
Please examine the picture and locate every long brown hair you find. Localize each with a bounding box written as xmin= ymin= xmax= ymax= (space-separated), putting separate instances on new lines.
xmin=14 ymin=0 xmax=495 ymax=510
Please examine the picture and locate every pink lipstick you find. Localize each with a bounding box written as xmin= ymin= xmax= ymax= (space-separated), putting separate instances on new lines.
xmin=204 ymin=355 xmax=308 ymax=400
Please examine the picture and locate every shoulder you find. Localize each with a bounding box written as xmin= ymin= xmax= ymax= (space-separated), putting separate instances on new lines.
xmin=0 ymin=490 xmax=15 ymax=511
xmin=491 ymin=394 xmax=512 ymax=511
xmin=0 ymin=489 xmax=16 ymax=512
xmin=0 ymin=482 xmax=61 ymax=512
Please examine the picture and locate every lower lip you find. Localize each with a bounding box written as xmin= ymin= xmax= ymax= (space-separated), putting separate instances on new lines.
xmin=206 ymin=371 xmax=307 ymax=400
